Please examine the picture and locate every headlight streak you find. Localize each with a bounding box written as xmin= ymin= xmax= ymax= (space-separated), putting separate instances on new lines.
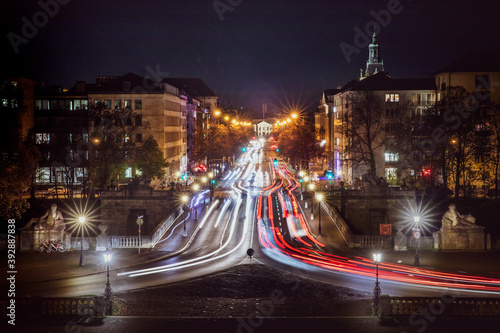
xmin=119 ymin=184 xmax=248 ymax=278
xmin=258 ymin=205 xmax=500 ymax=294
xmin=255 ymin=164 xmax=500 ymax=295
xmin=214 ymin=198 xmax=232 ymax=228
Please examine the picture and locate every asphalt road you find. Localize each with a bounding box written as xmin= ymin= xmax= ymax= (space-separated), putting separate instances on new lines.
xmin=7 ymin=144 xmax=500 ymax=301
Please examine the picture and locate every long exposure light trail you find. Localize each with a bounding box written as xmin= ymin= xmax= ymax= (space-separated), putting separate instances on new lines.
xmin=258 ymin=162 xmax=500 ymax=294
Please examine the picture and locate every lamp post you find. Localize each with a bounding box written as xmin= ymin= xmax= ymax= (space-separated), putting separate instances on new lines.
xmin=208 ymin=172 xmax=214 ymax=202
xmin=193 ymin=184 xmax=200 ymax=222
xmin=413 ymin=215 xmax=421 ymax=267
xmin=182 ymin=195 xmax=189 ymax=237
xmin=103 ymin=250 xmax=113 ymax=315
xmin=373 ymin=253 xmax=382 ymax=316
xmin=78 ymin=216 xmax=85 ymax=266
xmin=316 ymin=193 xmax=323 ymax=236
xmin=136 ymin=215 xmax=144 ymax=254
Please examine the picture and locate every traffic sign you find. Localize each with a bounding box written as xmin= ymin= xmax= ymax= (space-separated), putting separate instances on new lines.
xmin=413 ymin=230 xmax=421 ymax=239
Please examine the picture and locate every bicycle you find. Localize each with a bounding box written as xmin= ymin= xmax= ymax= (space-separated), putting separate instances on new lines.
xmin=38 ymin=240 xmax=66 ymax=253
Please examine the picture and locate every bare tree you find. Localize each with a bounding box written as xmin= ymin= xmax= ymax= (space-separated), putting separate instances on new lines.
xmin=343 ymin=91 xmax=385 ymax=179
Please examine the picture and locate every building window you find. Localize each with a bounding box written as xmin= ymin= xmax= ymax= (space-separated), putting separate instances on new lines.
xmin=124 ymin=99 xmax=132 ymax=108
xmin=114 ymin=100 xmax=121 ymax=109
xmin=384 ymin=152 xmax=399 ymax=162
xmin=104 ymin=99 xmax=112 ymax=109
xmin=135 ymin=99 xmax=142 ymax=110
xmin=35 ymin=133 xmax=51 ymax=144
xmin=125 ymin=167 xmax=132 ymax=178
xmin=135 ymin=115 xmax=142 ymax=126
xmin=385 ymin=94 xmax=399 ymax=102
xmin=385 ymin=168 xmax=397 ymax=180
xmin=136 ymin=133 xmax=143 ymax=142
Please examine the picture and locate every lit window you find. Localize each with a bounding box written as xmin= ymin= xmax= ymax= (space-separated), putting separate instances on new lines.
xmin=385 ymin=168 xmax=397 ymax=179
xmin=125 ymin=167 xmax=132 ymax=178
xmin=384 ymin=152 xmax=399 ymax=162
xmin=35 ymin=133 xmax=51 ymax=144
xmin=385 ymin=94 xmax=399 ymax=102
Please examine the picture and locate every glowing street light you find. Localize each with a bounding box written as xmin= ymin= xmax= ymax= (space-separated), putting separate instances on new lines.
xmin=192 ymin=184 xmax=200 ymax=222
xmin=413 ymin=215 xmax=421 ymax=266
xmin=182 ymin=195 xmax=189 ymax=237
xmin=208 ymin=172 xmax=214 ymax=202
xmin=78 ymin=216 xmax=85 ymax=266
xmin=316 ymin=193 xmax=324 ymax=236
xmin=373 ymin=252 xmax=382 ymax=316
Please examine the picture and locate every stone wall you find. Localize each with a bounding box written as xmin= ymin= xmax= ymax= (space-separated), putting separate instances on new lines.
xmin=100 ymin=193 xmax=179 ymax=236
xmin=328 ymin=186 xmax=416 ymax=235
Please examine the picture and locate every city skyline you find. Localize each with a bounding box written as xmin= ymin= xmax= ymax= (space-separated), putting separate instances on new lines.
xmin=2 ymin=0 xmax=500 ymax=115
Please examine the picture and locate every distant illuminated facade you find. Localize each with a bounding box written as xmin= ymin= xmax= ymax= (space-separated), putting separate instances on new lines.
xmin=317 ymin=33 xmax=437 ymax=185
xmin=253 ymin=119 xmax=273 ymax=137
xmin=32 ymin=74 xmax=217 ymax=185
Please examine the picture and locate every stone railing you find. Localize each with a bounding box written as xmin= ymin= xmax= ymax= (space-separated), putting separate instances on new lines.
xmin=0 ymin=296 xmax=106 ymax=318
xmin=321 ymin=202 xmax=392 ymax=248
xmin=379 ymin=295 xmax=500 ymax=320
xmin=151 ymin=207 xmax=184 ymax=247
xmin=110 ymin=235 xmax=152 ymax=249
xmin=352 ymin=234 xmax=392 ymax=248
xmin=321 ymin=201 xmax=355 ymax=246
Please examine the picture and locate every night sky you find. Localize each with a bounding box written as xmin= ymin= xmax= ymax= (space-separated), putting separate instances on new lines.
xmin=2 ymin=0 xmax=500 ymax=114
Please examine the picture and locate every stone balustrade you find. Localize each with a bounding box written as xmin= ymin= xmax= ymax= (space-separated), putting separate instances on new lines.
xmin=379 ymin=295 xmax=500 ymax=321
xmin=0 ymin=296 xmax=106 ymax=318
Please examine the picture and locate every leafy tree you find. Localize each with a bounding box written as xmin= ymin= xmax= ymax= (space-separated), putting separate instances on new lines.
xmin=489 ymin=102 xmax=500 ymax=198
xmin=0 ymin=81 xmax=40 ymax=219
xmin=193 ymin=114 xmax=252 ymax=167
xmin=425 ymin=87 xmax=491 ymax=197
xmin=87 ymin=102 xmax=147 ymax=189
xmin=276 ymin=121 xmax=325 ymax=170
xmin=135 ymin=135 xmax=169 ymax=180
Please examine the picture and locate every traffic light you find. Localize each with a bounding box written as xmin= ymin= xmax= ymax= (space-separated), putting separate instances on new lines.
xmin=181 ymin=174 xmax=187 ymax=180
xmin=422 ymin=169 xmax=431 ymax=177
xmin=212 ymin=179 xmax=216 ymax=184
xmin=273 ymin=158 xmax=278 ymax=166
xmin=276 ymin=148 xmax=279 ymax=152
xmin=242 ymin=147 xmax=247 ymax=152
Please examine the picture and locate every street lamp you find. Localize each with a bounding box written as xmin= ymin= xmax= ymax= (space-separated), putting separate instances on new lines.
xmin=103 ymin=250 xmax=113 ymax=315
xmin=136 ymin=215 xmax=144 ymax=254
xmin=192 ymin=184 xmax=200 ymax=222
xmin=316 ymin=193 xmax=323 ymax=236
xmin=413 ymin=215 xmax=421 ymax=266
xmin=373 ymin=252 xmax=382 ymax=316
xmin=208 ymin=172 xmax=214 ymax=201
xmin=182 ymin=195 xmax=189 ymax=237
xmin=78 ymin=216 xmax=85 ymax=266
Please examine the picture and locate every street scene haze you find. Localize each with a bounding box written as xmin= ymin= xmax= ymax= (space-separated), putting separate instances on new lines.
xmin=2 ymin=0 xmax=500 ymax=332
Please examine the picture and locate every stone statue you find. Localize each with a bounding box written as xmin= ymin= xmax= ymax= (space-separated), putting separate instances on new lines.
xmin=21 ymin=204 xmax=66 ymax=232
xmin=441 ymin=204 xmax=482 ymax=230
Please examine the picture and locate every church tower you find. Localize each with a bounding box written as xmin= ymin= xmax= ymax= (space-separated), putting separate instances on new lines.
xmin=361 ymin=31 xmax=384 ymax=79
